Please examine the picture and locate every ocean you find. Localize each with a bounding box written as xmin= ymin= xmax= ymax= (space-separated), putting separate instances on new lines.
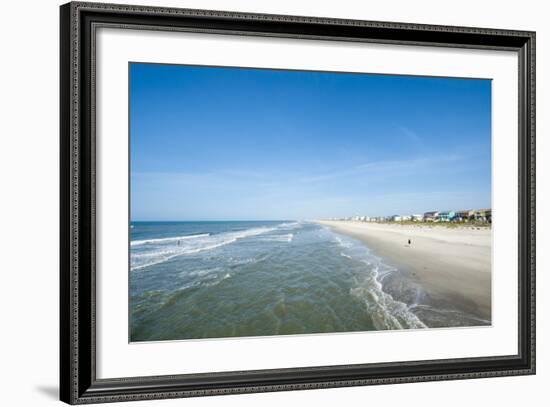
xmin=129 ymin=220 xmax=479 ymax=342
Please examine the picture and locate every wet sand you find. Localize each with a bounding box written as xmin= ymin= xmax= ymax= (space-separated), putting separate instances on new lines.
xmin=317 ymin=220 xmax=492 ymax=322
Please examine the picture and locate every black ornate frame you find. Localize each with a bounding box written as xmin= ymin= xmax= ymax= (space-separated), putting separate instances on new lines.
xmin=60 ymin=1 xmax=536 ymax=404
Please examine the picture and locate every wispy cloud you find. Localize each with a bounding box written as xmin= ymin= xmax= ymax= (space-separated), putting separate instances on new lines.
xmin=295 ymin=154 xmax=464 ymax=184
xmin=133 ymin=153 xmax=467 ymax=192
xmin=398 ymin=126 xmax=422 ymax=144
xmin=131 ymin=152 xmax=486 ymax=220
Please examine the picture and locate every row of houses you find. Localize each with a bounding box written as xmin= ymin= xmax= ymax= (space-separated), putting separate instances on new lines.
xmin=422 ymin=209 xmax=491 ymax=223
xmin=345 ymin=208 xmax=492 ymax=223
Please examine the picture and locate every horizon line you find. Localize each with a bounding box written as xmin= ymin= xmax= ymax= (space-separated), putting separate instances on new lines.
xmin=130 ymin=219 xmax=301 ymax=222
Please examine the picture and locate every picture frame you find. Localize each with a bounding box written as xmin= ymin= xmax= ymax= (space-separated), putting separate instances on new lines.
xmin=60 ymin=1 xmax=536 ymax=404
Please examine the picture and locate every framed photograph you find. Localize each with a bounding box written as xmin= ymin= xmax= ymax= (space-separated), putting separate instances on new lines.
xmin=60 ymin=1 xmax=535 ymax=404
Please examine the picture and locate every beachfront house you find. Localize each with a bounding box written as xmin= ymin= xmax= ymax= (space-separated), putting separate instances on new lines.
xmin=437 ymin=211 xmax=456 ymax=222
xmin=411 ymin=214 xmax=423 ymax=222
xmin=423 ymin=211 xmax=439 ymax=222
xmin=391 ymin=215 xmax=401 ymax=222
xmin=401 ymin=215 xmax=412 ymax=221
xmin=474 ymin=209 xmax=492 ymax=223
xmin=456 ymin=209 xmax=475 ymax=221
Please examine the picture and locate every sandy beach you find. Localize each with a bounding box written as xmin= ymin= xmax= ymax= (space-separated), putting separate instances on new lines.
xmin=317 ymin=220 xmax=492 ymax=323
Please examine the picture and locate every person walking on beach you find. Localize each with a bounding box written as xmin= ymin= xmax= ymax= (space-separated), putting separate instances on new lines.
xmin=408 ymin=239 xmax=411 ymax=246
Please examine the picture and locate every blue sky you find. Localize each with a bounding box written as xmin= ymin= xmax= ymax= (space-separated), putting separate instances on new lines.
xmin=130 ymin=63 xmax=491 ymax=221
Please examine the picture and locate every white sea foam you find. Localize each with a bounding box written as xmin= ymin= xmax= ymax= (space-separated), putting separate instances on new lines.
xmin=182 ymin=267 xmax=224 ymax=278
xmin=227 ymin=254 xmax=269 ymax=267
xmin=259 ymin=233 xmax=294 ymax=243
xmin=131 ymin=226 xmax=276 ymax=271
xmin=203 ymin=272 xmax=233 ymax=287
xmin=334 ymin=236 xmax=354 ymax=249
xmin=276 ymin=221 xmax=301 ymax=230
xmin=332 ymin=231 xmax=427 ymax=330
xmin=131 ymin=233 xmax=210 ymax=247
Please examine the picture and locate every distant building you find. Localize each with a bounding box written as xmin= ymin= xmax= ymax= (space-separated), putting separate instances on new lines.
xmin=455 ymin=209 xmax=475 ymax=221
xmin=390 ymin=215 xmax=401 ymax=222
xmin=437 ymin=211 xmax=456 ymax=222
xmin=474 ymin=209 xmax=492 ymax=223
xmin=423 ymin=211 xmax=439 ymax=222
xmin=401 ymin=215 xmax=411 ymax=221
xmin=411 ymin=214 xmax=423 ymax=221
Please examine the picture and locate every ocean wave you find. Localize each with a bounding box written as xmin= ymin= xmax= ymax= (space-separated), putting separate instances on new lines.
xmin=205 ymin=272 xmax=232 ymax=287
xmin=131 ymin=240 xmax=237 ymax=271
xmin=334 ymin=235 xmax=354 ymax=249
xmin=276 ymin=221 xmax=301 ymax=230
xmin=331 ymin=231 xmax=427 ymax=330
xmin=174 ymin=267 xmax=233 ymax=294
xmin=131 ymin=233 xmax=210 ymax=247
xmin=350 ymin=269 xmax=427 ymax=330
xmin=227 ymin=254 xmax=270 ymax=267
xmin=259 ymin=233 xmax=294 ymax=243
xmin=131 ymin=226 xmax=276 ymax=271
xmin=182 ymin=267 xmax=224 ymax=278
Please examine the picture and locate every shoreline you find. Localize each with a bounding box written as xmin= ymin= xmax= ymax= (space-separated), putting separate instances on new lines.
xmin=317 ymin=220 xmax=492 ymax=323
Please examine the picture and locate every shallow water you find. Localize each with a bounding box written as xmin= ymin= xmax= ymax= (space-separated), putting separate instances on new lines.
xmin=129 ymin=221 xmax=486 ymax=342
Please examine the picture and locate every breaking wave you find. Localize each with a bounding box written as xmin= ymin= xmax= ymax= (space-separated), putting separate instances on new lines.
xmin=334 ymin=233 xmax=427 ymax=330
